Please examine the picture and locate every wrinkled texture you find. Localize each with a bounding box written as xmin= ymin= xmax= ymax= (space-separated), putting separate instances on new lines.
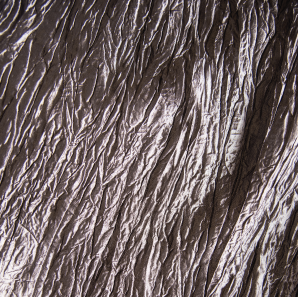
xmin=0 ymin=0 xmax=298 ymax=296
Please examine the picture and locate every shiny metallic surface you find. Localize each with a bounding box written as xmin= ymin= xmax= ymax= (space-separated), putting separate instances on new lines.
xmin=0 ymin=0 xmax=297 ymax=296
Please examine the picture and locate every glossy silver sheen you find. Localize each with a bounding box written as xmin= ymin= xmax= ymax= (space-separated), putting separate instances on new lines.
xmin=0 ymin=0 xmax=297 ymax=296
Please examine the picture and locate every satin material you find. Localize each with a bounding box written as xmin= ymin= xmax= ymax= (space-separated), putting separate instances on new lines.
xmin=0 ymin=0 xmax=297 ymax=296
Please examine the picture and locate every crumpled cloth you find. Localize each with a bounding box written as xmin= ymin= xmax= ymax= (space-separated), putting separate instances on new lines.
xmin=0 ymin=0 xmax=297 ymax=296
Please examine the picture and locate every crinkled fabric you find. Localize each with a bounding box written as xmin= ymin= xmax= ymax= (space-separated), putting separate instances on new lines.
xmin=0 ymin=0 xmax=298 ymax=296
